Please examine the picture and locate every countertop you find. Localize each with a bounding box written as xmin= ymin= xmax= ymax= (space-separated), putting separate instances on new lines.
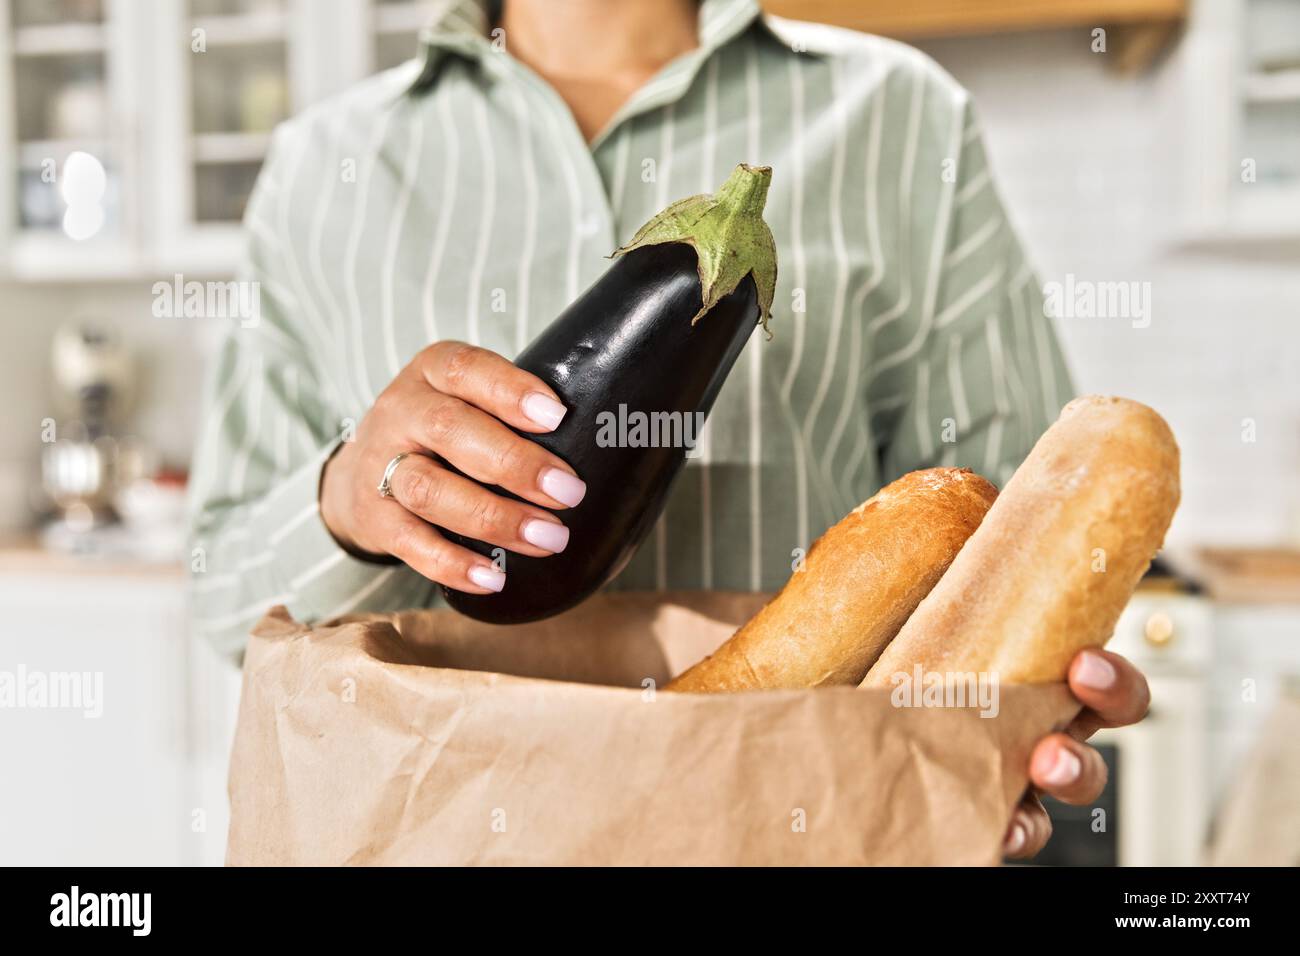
xmin=0 ymin=535 xmax=184 ymax=579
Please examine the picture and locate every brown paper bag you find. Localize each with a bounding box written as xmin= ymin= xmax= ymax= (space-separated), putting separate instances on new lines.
xmin=226 ymin=592 xmax=1078 ymax=866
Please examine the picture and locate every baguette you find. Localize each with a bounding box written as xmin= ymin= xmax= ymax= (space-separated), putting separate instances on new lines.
xmin=861 ymin=395 xmax=1180 ymax=688
xmin=666 ymin=467 xmax=997 ymax=692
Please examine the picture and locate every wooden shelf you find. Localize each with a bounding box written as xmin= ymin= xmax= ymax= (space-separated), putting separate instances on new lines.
xmin=1190 ymin=548 xmax=1300 ymax=603
xmin=763 ymin=0 xmax=1188 ymax=38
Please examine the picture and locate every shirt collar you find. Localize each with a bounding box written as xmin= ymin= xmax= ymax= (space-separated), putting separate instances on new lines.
xmin=404 ymin=0 xmax=493 ymax=89
xmin=404 ymin=0 xmax=777 ymax=92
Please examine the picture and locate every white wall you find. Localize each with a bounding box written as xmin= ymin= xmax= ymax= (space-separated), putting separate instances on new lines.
xmin=916 ymin=28 xmax=1300 ymax=548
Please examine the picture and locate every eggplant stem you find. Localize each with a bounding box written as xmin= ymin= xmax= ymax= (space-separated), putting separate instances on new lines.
xmin=611 ymin=163 xmax=778 ymax=332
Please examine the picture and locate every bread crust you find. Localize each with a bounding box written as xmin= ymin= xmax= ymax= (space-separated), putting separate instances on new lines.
xmin=861 ymin=396 xmax=1180 ymax=687
xmin=666 ymin=467 xmax=997 ymax=692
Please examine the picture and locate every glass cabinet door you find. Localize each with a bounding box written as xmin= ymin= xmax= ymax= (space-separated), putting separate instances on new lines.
xmin=0 ymin=0 xmax=411 ymax=277
xmin=1236 ymin=0 xmax=1300 ymax=226
xmin=186 ymin=0 xmax=291 ymax=226
xmin=372 ymin=0 xmax=427 ymax=73
xmin=8 ymin=0 xmax=120 ymax=242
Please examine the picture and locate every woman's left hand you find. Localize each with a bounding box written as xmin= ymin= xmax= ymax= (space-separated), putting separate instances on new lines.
xmin=1002 ymin=648 xmax=1152 ymax=859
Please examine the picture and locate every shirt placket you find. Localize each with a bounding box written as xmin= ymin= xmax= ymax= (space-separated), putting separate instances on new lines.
xmin=480 ymin=53 xmax=617 ymax=288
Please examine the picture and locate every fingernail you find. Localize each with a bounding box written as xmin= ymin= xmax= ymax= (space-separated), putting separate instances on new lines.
xmin=1074 ymin=651 xmax=1116 ymax=690
xmin=1003 ymin=823 xmax=1025 ymax=855
xmin=522 ymin=518 xmax=570 ymax=554
xmin=1043 ymin=747 xmax=1081 ymax=787
xmin=522 ymin=392 xmax=567 ymax=431
xmin=540 ymin=467 xmax=586 ymax=507
xmin=467 ymin=565 xmax=506 ymax=592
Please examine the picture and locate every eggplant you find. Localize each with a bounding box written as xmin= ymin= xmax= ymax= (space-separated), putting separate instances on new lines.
xmin=441 ymin=164 xmax=778 ymax=624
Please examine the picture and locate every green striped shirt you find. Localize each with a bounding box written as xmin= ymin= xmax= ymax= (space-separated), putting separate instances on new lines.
xmin=188 ymin=0 xmax=1075 ymax=657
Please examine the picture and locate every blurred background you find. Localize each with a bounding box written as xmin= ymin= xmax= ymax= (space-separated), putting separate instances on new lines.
xmin=0 ymin=0 xmax=1297 ymax=866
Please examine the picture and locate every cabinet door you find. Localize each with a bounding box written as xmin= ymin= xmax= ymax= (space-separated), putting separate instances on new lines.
xmin=147 ymin=0 xmax=296 ymax=270
xmin=0 ymin=0 xmax=147 ymax=277
xmin=1208 ymin=604 xmax=1300 ymax=808
xmin=1 ymin=0 xmax=384 ymax=277
xmin=0 ymin=573 xmax=192 ymax=865
xmin=147 ymin=0 xmax=374 ymax=272
xmin=1181 ymin=0 xmax=1300 ymax=240
xmin=187 ymin=620 xmax=245 ymax=866
xmin=371 ymin=0 xmax=428 ymax=74
xmin=1234 ymin=0 xmax=1300 ymax=230
xmin=1107 ymin=675 xmax=1210 ymax=867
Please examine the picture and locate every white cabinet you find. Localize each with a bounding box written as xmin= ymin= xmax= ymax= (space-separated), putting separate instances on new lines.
xmin=1097 ymin=593 xmax=1214 ymax=866
xmin=0 ymin=566 xmax=241 ymax=865
xmin=1101 ymin=593 xmax=1300 ymax=864
xmin=0 ymin=0 xmax=429 ymax=279
xmin=1207 ymin=604 xmax=1300 ymax=809
xmin=1180 ymin=0 xmax=1300 ymax=243
xmin=147 ymin=0 xmax=301 ymax=272
xmin=187 ymin=605 xmax=246 ymax=867
xmin=0 ymin=0 xmax=147 ymax=278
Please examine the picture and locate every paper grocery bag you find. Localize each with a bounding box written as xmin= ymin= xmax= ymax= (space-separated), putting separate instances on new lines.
xmin=226 ymin=592 xmax=1078 ymax=866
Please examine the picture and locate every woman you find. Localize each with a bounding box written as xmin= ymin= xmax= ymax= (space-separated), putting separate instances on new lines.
xmin=189 ymin=0 xmax=1148 ymax=859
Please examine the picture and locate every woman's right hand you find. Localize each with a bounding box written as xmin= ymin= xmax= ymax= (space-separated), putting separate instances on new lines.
xmin=319 ymin=341 xmax=587 ymax=594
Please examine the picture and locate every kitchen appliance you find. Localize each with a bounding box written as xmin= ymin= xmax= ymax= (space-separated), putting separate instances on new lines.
xmin=1038 ymin=571 xmax=1213 ymax=867
xmin=40 ymin=324 xmax=135 ymax=541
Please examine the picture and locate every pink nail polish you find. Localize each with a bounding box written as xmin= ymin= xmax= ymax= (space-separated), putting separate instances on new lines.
xmin=522 ymin=518 xmax=570 ymax=554
xmin=540 ymin=467 xmax=586 ymax=507
xmin=1004 ymin=823 xmax=1026 ymax=854
xmin=1042 ymin=747 xmax=1081 ymax=787
xmin=1074 ymin=651 xmax=1116 ymax=690
xmin=522 ymin=392 xmax=567 ymax=431
xmin=467 ymin=565 xmax=506 ymax=592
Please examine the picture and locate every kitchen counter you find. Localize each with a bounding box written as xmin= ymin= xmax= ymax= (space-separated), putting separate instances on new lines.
xmin=0 ymin=545 xmax=234 ymax=866
xmin=0 ymin=535 xmax=184 ymax=578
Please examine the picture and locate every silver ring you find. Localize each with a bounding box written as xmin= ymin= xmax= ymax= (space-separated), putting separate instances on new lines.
xmin=377 ymin=452 xmax=412 ymax=499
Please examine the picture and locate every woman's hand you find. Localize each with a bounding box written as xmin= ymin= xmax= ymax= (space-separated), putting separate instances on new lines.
xmin=1002 ymin=648 xmax=1151 ymax=859
xmin=320 ymin=341 xmax=587 ymax=594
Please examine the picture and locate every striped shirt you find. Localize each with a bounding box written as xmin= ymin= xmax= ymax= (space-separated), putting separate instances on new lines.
xmin=188 ymin=0 xmax=1075 ymax=657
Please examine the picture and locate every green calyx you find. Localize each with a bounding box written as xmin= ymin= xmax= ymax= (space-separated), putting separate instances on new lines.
xmin=611 ymin=163 xmax=778 ymax=331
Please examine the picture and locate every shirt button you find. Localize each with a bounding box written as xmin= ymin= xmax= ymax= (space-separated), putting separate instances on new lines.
xmin=578 ymin=213 xmax=602 ymax=237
